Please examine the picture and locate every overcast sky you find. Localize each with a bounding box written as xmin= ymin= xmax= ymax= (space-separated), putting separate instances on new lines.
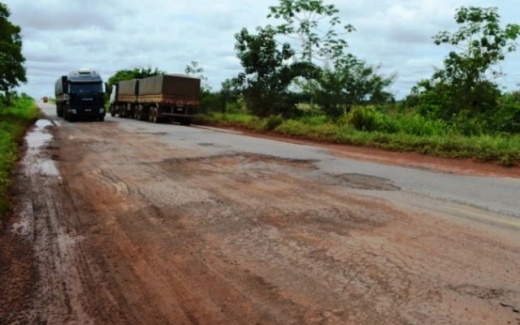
xmin=3 ymin=0 xmax=520 ymax=100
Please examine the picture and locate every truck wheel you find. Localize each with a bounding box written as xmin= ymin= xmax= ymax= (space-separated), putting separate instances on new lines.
xmin=150 ymin=107 xmax=158 ymax=123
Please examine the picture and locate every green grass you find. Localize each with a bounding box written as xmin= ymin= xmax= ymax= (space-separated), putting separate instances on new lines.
xmin=0 ymin=96 xmax=39 ymax=217
xmin=194 ymin=109 xmax=520 ymax=167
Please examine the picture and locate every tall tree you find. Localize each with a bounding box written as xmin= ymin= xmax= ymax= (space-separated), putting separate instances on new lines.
xmin=316 ymin=54 xmax=395 ymax=119
xmin=267 ymin=0 xmax=354 ymax=63
xmin=0 ymin=3 xmax=26 ymax=104
xmin=234 ymin=26 xmax=317 ymax=117
xmin=414 ymin=6 xmax=520 ymax=117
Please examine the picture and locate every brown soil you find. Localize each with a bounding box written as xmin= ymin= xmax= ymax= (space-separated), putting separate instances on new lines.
xmin=1 ymin=120 xmax=519 ymax=325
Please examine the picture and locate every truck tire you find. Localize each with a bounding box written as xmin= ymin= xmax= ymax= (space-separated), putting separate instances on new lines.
xmin=150 ymin=107 xmax=159 ymax=123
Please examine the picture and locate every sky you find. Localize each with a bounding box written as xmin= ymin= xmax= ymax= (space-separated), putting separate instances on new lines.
xmin=3 ymin=0 xmax=520 ymax=100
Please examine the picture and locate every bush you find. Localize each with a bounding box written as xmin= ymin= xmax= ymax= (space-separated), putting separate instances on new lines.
xmin=265 ymin=115 xmax=284 ymax=131
xmin=347 ymin=106 xmax=378 ymax=131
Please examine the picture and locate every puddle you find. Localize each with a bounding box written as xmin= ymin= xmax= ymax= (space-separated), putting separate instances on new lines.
xmin=13 ymin=119 xmax=60 ymax=237
xmin=25 ymin=119 xmax=59 ymax=176
xmin=31 ymin=159 xmax=60 ymax=177
xmin=26 ymin=119 xmax=53 ymax=148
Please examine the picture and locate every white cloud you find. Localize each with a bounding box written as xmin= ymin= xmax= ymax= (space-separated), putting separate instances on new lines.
xmin=2 ymin=0 xmax=519 ymax=99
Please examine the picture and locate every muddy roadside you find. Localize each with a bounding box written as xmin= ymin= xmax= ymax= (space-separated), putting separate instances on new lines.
xmin=1 ymin=115 xmax=519 ymax=324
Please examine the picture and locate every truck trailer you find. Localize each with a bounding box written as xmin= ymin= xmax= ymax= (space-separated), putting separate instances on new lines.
xmin=109 ymin=74 xmax=200 ymax=125
xmin=55 ymin=68 xmax=106 ymax=122
xmin=109 ymin=79 xmax=139 ymax=118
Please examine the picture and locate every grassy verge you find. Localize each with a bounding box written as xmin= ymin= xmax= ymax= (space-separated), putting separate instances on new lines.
xmin=194 ymin=112 xmax=520 ymax=167
xmin=0 ymin=96 xmax=39 ymax=217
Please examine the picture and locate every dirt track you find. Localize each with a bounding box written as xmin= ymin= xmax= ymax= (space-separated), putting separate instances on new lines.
xmin=1 ymin=113 xmax=520 ymax=324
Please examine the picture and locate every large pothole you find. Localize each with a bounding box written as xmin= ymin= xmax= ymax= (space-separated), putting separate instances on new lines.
xmin=329 ymin=173 xmax=401 ymax=191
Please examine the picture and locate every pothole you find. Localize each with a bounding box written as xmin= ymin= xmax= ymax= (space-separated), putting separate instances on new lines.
xmin=331 ymin=173 xmax=400 ymax=191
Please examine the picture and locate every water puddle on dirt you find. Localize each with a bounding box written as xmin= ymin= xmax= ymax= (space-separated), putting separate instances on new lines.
xmin=12 ymin=119 xmax=60 ymax=237
xmin=25 ymin=119 xmax=59 ymax=176
xmin=26 ymin=119 xmax=53 ymax=148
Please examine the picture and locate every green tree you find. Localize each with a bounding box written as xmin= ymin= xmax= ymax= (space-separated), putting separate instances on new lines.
xmin=219 ymin=78 xmax=239 ymax=113
xmin=0 ymin=3 xmax=26 ymax=104
xmin=267 ymin=0 xmax=355 ymax=62
xmin=234 ymin=26 xmax=318 ymax=117
xmin=415 ymin=6 xmax=520 ymax=117
xmin=316 ymin=54 xmax=395 ymax=119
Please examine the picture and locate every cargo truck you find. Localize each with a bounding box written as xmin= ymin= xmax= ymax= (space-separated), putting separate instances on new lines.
xmin=55 ymin=68 xmax=106 ymax=121
xmin=109 ymin=74 xmax=200 ymax=125
xmin=109 ymin=79 xmax=139 ymax=118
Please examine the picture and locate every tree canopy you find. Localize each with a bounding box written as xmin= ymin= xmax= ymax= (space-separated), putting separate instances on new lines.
xmin=267 ymin=0 xmax=354 ymax=62
xmin=316 ymin=54 xmax=395 ymax=119
xmin=233 ymin=26 xmax=318 ymax=117
xmin=413 ymin=6 xmax=520 ymax=117
xmin=0 ymin=3 xmax=26 ymax=104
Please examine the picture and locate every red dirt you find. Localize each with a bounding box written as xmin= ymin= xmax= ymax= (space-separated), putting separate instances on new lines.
xmin=1 ymin=120 xmax=519 ymax=325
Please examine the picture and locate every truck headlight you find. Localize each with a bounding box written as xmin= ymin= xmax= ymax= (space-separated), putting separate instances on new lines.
xmin=99 ymin=108 xmax=105 ymax=113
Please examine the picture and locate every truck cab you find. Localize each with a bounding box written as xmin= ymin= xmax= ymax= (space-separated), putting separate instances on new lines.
xmin=55 ymin=68 xmax=106 ymax=122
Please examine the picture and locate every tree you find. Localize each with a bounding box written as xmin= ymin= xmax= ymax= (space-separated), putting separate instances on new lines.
xmin=415 ymin=6 xmax=520 ymax=117
xmin=234 ymin=26 xmax=318 ymax=117
xmin=219 ymin=78 xmax=239 ymax=113
xmin=0 ymin=3 xmax=26 ymax=104
xmin=316 ymin=54 xmax=395 ymax=119
xmin=267 ymin=0 xmax=355 ymax=62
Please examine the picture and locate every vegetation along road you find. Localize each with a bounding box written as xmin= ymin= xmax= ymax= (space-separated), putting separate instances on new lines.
xmin=1 ymin=100 xmax=519 ymax=324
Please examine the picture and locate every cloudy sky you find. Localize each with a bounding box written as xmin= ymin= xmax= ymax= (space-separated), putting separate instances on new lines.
xmin=3 ymin=0 xmax=520 ymax=100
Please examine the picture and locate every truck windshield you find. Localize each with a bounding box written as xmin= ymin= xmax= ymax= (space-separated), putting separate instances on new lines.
xmin=69 ymin=83 xmax=103 ymax=93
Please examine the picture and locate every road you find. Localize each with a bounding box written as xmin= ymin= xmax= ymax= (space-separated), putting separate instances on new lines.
xmin=1 ymin=100 xmax=519 ymax=324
